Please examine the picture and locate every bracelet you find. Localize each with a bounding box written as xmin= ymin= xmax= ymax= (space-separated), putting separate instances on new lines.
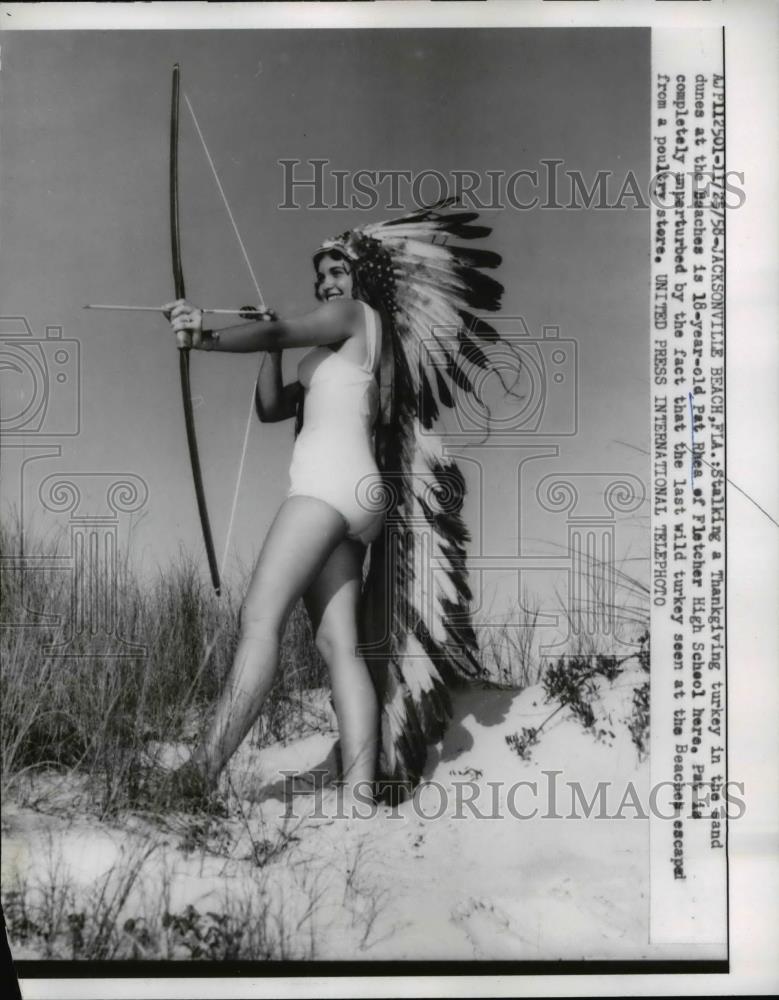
xmin=202 ymin=329 xmax=220 ymax=351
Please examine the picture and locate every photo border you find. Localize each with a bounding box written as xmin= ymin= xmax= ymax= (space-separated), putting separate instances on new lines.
xmin=2 ymin=2 xmax=776 ymax=998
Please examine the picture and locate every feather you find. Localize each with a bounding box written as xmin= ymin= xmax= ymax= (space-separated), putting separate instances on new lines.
xmin=458 ymin=331 xmax=492 ymax=367
xmin=335 ymin=201 xmax=505 ymax=800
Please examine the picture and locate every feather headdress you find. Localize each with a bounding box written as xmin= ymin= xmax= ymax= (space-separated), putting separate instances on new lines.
xmin=314 ymin=198 xmax=505 ymax=801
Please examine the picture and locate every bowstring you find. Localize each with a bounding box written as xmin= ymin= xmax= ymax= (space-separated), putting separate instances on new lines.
xmin=184 ymin=91 xmax=264 ymax=584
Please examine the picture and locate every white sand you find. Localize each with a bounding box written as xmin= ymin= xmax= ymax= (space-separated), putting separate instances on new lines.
xmin=1 ymin=664 xmax=722 ymax=961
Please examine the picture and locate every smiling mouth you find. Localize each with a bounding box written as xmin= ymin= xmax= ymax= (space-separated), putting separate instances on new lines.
xmin=325 ymin=291 xmax=342 ymax=300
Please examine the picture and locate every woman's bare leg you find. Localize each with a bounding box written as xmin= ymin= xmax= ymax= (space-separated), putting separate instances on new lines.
xmin=191 ymin=496 xmax=348 ymax=785
xmin=304 ymin=540 xmax=379 ymax=796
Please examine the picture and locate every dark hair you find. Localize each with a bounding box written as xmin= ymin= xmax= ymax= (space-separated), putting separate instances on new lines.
xmin=313 ymin=249 xmax=367 ymax=303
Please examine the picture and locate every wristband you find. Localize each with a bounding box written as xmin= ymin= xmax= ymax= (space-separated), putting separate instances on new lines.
xmin=202 ymin=329 xmax=220 ymax=351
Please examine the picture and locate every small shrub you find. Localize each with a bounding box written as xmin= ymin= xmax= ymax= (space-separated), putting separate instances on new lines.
xmin=162 ymin=904 xmax=248 ymax=961
xmin=2 ymin=850 xmax=313 ymax=961
xmin=506 ymin=653 xmax=627 ymax=761
xmin=505 ymin=727 xmax=539 ymax=761
xmin=628 ymin=680 xmax=650 ymax=760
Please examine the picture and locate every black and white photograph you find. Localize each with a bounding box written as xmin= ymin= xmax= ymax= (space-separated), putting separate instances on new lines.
xmin=0 ymin=2 xmax=776 ymax=997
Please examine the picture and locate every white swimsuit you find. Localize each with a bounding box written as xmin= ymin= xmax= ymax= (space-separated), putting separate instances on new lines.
xmin=287 ymin=301 xmax=385 ymax=545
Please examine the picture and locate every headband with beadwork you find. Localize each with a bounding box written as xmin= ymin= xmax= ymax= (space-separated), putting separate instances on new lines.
xmin=313 ymin=229 xmax=398 ymax=303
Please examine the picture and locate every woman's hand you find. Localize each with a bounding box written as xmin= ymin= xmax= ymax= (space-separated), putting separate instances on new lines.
xmin=163 ymin=301 xmax=280 ymax=352
xmin=164 ymin=299 xmax=214 ymax=351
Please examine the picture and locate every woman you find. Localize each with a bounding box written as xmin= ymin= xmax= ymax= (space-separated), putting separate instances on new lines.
xmin=165 ymin=248 xmax=386 ymax=806
xmin=160 ymin=200 xmax=505 ymax=810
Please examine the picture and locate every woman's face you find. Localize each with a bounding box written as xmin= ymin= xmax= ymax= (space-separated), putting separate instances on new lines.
xmin=315 ymin=254 xmax=355 ymax=302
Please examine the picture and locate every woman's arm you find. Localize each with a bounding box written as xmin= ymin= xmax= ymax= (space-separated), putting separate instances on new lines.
xmin=255 ymin=350 xmax=300 ymax=423
xmin=167 ymin=298 xmax=363 ymax=353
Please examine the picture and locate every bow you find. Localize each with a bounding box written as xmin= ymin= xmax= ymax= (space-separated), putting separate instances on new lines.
xmin=166 ymin=64 xmax=266 ymax=596
xmin=170 ymin=63 xmax=221 ymax=594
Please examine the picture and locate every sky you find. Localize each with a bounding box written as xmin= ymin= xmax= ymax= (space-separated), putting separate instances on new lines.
xmin=1 ymin=27 xmax=650 ymax=634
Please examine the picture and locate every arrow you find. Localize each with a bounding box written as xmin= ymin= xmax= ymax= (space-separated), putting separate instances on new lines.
xmin=84 ymin=304 xmax=260 ymax=316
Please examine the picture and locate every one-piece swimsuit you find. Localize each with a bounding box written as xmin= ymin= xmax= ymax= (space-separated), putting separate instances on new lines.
xmin=287 ymin=300 xmax=384 ymax=545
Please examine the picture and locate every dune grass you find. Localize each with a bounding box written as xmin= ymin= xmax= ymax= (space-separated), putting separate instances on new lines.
xmin=1 ymin=517 xmax=649 ymax=810
xmin=0 ymin=517 xmax=327 ymax=815
xmin=2 ymin=828 xmax=326 ymax=960
xmin=1 ymin=517 xmax=649 ymax=962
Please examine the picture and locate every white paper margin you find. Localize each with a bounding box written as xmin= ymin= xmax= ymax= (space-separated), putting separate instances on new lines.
xmin=2 ymin=1 xmax=777 ymax=997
